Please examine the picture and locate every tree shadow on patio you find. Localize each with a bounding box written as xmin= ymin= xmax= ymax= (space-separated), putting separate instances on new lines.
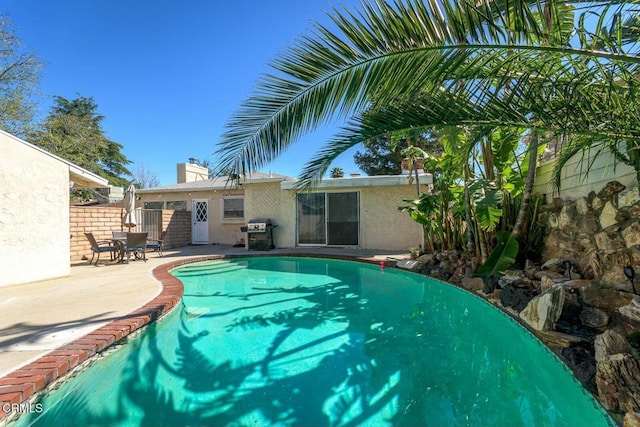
xmin=0 ymin=313 xmax=117 ymax=350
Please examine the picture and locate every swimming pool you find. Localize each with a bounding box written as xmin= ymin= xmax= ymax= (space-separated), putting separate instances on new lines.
xmin=18 ymin=256 xmax=613 ymax=426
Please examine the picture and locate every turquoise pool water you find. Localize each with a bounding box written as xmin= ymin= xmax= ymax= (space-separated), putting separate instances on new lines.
xmin=19 ymin=257 xmax=613 ymax=426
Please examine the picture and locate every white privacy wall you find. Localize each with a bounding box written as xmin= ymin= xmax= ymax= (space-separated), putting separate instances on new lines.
xmin=535 ymin=143 xmax=638 ymax=199
xmin=0 ymin=132 xmax=71 ymax=286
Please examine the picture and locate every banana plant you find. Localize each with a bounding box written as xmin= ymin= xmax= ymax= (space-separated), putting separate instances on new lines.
xmin=398 ymin=193 xmax=440 ymax=253
xmin=469 ymin=180 xmax=504 ymax=232
xmin=475 ymin=231 xmax=520 ymax=279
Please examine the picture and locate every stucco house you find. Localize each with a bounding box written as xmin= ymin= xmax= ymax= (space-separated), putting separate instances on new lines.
xmin=0 ymin=129 xmax=108 ymax=287
xmin=137 ymin=163 xmax=433 ymax=251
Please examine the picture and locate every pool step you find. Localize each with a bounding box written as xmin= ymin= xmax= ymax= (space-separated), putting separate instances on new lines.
xmin=174 ymin=262 xmax=247 ymax=277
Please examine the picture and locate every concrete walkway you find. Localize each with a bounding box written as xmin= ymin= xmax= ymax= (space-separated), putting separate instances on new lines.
xmin=0 ymin=245 xmax=409 ymax=378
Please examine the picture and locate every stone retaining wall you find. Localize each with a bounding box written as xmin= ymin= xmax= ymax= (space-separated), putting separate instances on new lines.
xmin=541 ymin=181 xmax=640 ymax=289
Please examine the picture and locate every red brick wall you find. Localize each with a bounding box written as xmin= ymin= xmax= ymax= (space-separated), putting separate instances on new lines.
xmin=70 ymin=206 xmax=123 ymax=262
xmin=69 ymin=207 xmax=192 ymax=262
xmin=162 ymin=210 xmax=191 ymax=249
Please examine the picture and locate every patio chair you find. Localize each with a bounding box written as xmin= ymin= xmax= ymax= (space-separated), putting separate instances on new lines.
xmin=84 ymin=232 xmax=117 ymax=265
xmin=124 ymin=232 xmax=148 ymax=263
xmin=146 ymin=230 xmax=167 ymax=257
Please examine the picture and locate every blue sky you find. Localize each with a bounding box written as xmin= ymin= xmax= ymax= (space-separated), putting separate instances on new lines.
xmin=4 ymin=0 xmax=364 ymax=185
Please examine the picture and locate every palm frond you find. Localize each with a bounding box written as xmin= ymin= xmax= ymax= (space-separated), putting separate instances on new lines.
xmin=215 ymin=0 xmax=640 ymax=181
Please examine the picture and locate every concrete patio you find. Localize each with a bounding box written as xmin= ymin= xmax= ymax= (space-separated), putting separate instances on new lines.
xmin=0 ymin=245 xmax=410 ymax=379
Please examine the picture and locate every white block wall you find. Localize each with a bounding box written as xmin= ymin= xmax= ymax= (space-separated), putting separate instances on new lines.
xmin=535 ymin=143 xmax=638 ymax=199
xmin=0 ymin=132 xmax=71 ymax=286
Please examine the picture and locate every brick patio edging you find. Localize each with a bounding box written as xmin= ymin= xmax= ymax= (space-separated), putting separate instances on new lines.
xmin=0 ymin=254 xmax=388 ymax=421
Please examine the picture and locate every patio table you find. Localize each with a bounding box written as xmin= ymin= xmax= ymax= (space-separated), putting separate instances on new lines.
xmin=111 ymin=232 xmax=127 ymax=263
xmin=112 ymin=231 xmax=147 ymax=263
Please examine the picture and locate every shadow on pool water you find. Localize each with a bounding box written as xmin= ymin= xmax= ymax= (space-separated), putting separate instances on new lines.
xmin=19 ymin=257 xmax=614 ymax=427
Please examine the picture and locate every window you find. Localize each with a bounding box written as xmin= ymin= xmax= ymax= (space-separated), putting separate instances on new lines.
xmin=143 ymin=201 xmax=187 ymax=210
xmin=223 ymin=197 xmax=244 ymax=220
xmin=165 ymin=201 xmax=187 ymax=211
xmin=143 ymin=201 xmax=163 ymax=210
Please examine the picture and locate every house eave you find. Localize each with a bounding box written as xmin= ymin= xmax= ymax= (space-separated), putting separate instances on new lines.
xmin=280 ymin=174 xmax=433 ymax=190
xmin=69 ymin=164 xmax=109 ymax=188
xmin=1 ymin=129 xmax=109 ymax=188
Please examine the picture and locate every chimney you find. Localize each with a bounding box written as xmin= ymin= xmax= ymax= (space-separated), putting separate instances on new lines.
xmin=177 ymin=163 xmax=209 ymax=183
xmin=400 ymin=159 xmax=425 ymax=175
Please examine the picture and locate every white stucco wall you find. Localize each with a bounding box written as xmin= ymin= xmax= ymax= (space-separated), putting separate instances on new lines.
xmin=274 ymin=180 xmax=423 ymax=250
xmin=535 ymin=143 xmax=638 ymax=199
xmin=0 ymin=132 xmax=71 ymax=286
xmin=138 ymin=188 xmax=246 ymax=245
xmin=360 ymin=185 xmax=423 ymax=250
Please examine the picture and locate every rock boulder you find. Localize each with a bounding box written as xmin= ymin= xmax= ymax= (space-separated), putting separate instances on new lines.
xmin=461 ymin=277 xmax=485 ymax=293
xmin=595 ymin=353 xmax=640 ymax=413
xmin=594 ymin=329 xmax=640 ymax=413
xmin=519 ymin=285 xmax=565 ymax=331
xmin=500 ymin=284 xmax=537 ymax=312
xmin=600 ymin=201 xmax=619 ymax=229
xmin=580 ymin=307 xmax=610 ymax=329
xmin=619 ymin=296 xmax=640 ymax=324
xmin=581 ymin=285 xmax=634 ymax=310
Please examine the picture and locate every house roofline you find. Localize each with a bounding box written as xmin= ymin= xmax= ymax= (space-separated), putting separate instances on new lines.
xmin=280 ymin=173 xmax=433 ymax=190
xmin=1 ymin=129 xmax=109 ymax=188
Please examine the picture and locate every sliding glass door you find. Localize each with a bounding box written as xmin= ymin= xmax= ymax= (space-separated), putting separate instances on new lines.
xmin=297 ymin=193 xmax=326 ymax=245
xmin=297 ymin=192 xmax=359 ymax=246
xmin=326 ymin=192 xmax=359 ymax=245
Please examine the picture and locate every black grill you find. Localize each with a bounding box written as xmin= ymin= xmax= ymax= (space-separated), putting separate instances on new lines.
xmin=240 ymin=218 xmax=276 ymax=250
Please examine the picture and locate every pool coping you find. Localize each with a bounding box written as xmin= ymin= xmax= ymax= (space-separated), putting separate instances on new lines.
xmin=0 ymin=253 xmax=386 ymax=421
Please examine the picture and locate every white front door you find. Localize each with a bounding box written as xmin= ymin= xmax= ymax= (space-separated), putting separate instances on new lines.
xmin=192 ymin=199 xmax=209 ymax=244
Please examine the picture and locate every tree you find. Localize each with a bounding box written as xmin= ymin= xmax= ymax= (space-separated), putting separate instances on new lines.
xmin=354 ymin=136 xmax=404 ymax=175
xmin=354 ymin=131 xmax=437 ymax=175
xmin=0 ymin=14 xmax=42 ymax=137
xmin=30 ymin=96 xmax=131 ymax=186
xmin=132 ymin=163 xmax=160 ymax=189
xmin=329 ymin=167 xmax=344 ymax=178
xmin=214 ymin=1 xmax=640 ymax=184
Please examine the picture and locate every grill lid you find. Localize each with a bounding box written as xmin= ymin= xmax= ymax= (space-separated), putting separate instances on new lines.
xmin=245 ymin=218 xmax=273 ymax=233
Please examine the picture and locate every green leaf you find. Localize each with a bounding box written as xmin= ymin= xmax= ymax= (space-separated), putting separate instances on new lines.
xmin=470 ymin=182 xmax=503 ymax=231
xmin=475 ymin=231 xmax=519 ymax=279
xmin=211 ymin=0 xmax=640 ymax=191
xmin=399 ymin=195 xmax=436 ymax=227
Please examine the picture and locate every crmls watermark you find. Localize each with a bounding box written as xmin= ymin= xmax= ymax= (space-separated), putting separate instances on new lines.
xmin=2 ymin=402 xmax=43 ymax=414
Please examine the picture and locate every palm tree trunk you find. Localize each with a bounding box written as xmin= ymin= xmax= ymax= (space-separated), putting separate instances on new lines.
xmin=477 ymin=221 xmax=489 ymax=264
xmin=512 ymin=132 xmax=539 ymax=242
xmin=413 ymin=160 xmax=421 ymax=195
xmin=463 ymin=164 xmax=476 ymax=255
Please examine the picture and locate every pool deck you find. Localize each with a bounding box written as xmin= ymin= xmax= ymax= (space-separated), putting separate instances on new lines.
xmin=0 ymin=245 xmax=409 ymax=420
